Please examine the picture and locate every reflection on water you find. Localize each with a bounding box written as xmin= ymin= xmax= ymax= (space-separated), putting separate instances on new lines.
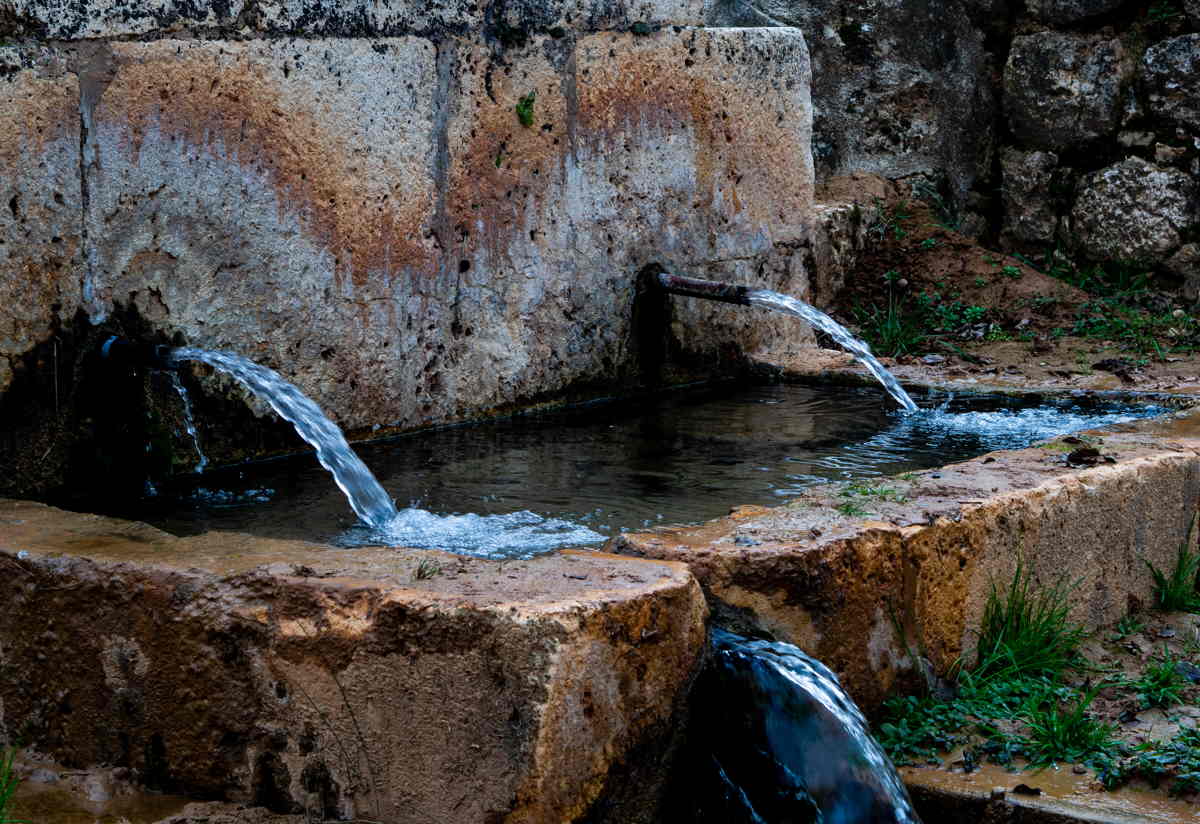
xmin=99 ymin=384 xmax=1163 ymax=557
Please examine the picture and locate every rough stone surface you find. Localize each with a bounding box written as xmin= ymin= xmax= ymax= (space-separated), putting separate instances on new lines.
xmin=0 ymin=49 xmax=81 ymax=397
xmin=1186 ymin=0 xmax=1200 ymax=27
xmin=1141 ymin=34 xmax=1200 ymax=132
xmin=710 ymin=0 xmax=994 ymax=213
xmin=1166 ymin=243 xmax=1200 ymax=301
xmin=999 ymin=148 xmax=1061 ymax=248
xmin=8 ymin=26 xmax=812 ymax=479
xmin=3 ymin=0 xmax=244 ymax=38
xmin=614 ymin=417 xmax=1200 ymax=712
xmin=0 ymin=500 xmax=708 ymax=823
xmin=1004 ymin=32 xmax=1128 ymax=152
xmin=1023 ymin=0 xmax=1123 ymax=23
xmin=1070 ymin=157 xmax=1199 ymax=264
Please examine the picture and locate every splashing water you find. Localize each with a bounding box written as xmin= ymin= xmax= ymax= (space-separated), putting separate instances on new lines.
xmin=681 ymin=628 xmax=920 ymax=824
xmin=167 ymin=347 xmax=605 ymax=554
xmin=167 ymin=371 xmax=208 ymax=473
xmin=746 ymin=290 xmax=919 ymax=414
xmin=169 ymin=347 xmax=399 ymax=529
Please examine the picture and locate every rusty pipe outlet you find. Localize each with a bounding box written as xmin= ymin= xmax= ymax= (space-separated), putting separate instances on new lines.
xmin=653 ymin=269 xmax=752 ymax=306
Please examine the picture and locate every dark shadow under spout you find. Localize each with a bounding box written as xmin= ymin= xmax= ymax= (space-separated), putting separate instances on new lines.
xmin=99 ymin=336 xmax=174 ymax=371
xmin=654 ymin=269 xmax=752 ymax=306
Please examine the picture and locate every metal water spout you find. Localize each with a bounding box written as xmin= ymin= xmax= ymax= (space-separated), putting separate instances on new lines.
xmin=98 ymin=336 xmax=174 ymax=370
xmin=653 ymin=270 xmax=752 ymax=306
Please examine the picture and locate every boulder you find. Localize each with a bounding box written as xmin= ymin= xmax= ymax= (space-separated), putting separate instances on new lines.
xmin=1165 ymin=243 xmax=1200 ymax=301
xmin=1024 ymin=0 xmax=1124 ymax=23
xmin=1070 ymin=157 xmax=1198 ymax=264
xmin=1000 ymin=148 xmax=1061 ymax=248
xmin=1004 ymin=32 xmax=1128 ymax=151
xmin=1142 ymin=34 xmax=1200 ymax=131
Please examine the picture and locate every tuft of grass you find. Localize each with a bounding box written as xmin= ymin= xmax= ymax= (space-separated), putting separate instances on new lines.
xmin=1133 ymin=648 xmax=1187 ymax=709
xmin=1110 ymin=614 xmax=1144 ymax=641
xmin=0 ymin=746 xmax=21 ymax=824
xmin=835 ymin=501 xmax=869 ymax=518
xmin=852 ymin=293 xmax=927 ymax=357
xmin=412 ymin=558 xmax=443 ymax=581
xmin=841 ymin=482 xmax=906 ymax=503
xmin=1023 ymin=687 xmax=1115 ymax=769
xmin=1146 ymin=518 xmax=1200 ymax=612
xmin=974 ymin=558 xmax=1085 ymax=681
xmin=515 ymin=92 xmax=536 ymax=128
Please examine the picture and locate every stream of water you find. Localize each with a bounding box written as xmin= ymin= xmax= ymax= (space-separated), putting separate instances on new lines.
xmin=681 ymin=629 xmax=919 ymax=823
xmin=746 ymin=289 xmax=919 ymax=414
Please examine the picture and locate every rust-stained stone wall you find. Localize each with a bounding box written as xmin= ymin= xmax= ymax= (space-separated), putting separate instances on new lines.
xmin=0 ymin=8 xmax=816 ymax=493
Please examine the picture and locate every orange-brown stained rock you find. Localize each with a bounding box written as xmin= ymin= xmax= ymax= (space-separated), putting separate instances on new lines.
xmin=612 ymin=412 xmax=1200 ymax=712
xmin=0 ymin=50 xmax=83 ymax=393
xmin=0 ymin=500 xmax=707 ymax=823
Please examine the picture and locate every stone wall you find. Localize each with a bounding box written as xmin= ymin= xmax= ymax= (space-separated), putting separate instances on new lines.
xmin=0 ymin=2 xmax=818 ymax=494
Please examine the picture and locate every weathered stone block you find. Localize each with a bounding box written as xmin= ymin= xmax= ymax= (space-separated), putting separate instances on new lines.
xmin=0 ymin=49 xmax=82 ymax=393
xmin=83 ymin=38 xmax=441 ymax=438
xmin=999 ymin=148 xmax=1060 ymax=248
xmin=1024 ymin=0 xmax=1124 ymax=23
xmin=1142 ymin=34 xmax=1200 ymax=132
xmin=3 ymin=0 xmax=243 ymax=39
xmin=1005 ymin=32 xmax=1128 ymax=151
xmin=614 ymin=424 xmax=1200 ymax=711
xmin=714 ymin=0 xmax=994 ymax=212
xmin=0 ymin=499 xmax=708 ymax=823
xmin=251 ymin=0 xmax=704 ymax=36
xmin=1069 ymin=157 xmax=1198 ymax=264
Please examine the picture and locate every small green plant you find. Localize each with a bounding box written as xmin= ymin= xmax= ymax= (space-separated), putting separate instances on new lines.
xmin=1001 ymin=265 xmax=1022 ymax=279
xmin=413 ymin=558 xmax=443 ymax=581
xmin=1148 ymin=0 xmax=1181 ymax=23
xmin=1146 ymin=518 xmax=1200 ymax=612
xmin=974 ymin=558 xmax=1085 ymax=681
xmin=515 ymin=92 xmax=536 ymax=128
xmin=1023 ymin=687 xmax=1115 ymax=769
xmin=853 ymin=294 xmax=927 ymax=357
xmin=841 ymin=482 xmax=906 ymax=502
xmin=0 ymin=746 xmax=21 ymax=824
xmin=973 ymin=277 xmax=988 ymax=288
xmin=920 ymin=237 xmax=937 ymax=250
xmin=985 ymin=327 xmax=1013 ymax=342
xmin=1131 ymin=727 xmax=1200 ymax=794
xmin=871 ymin=198 xmax=910 ymax=241
xmin=1110 ymin=614 xmax=1144 ymax=641
xmin=1133 ymin=648 xmax=1187 ymax=708
xmin=835 ymin=501 xmax=869 ymax=518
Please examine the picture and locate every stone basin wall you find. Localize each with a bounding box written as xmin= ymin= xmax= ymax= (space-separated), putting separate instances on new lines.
xmin=0 ymin=1 xmax=819 ymax=496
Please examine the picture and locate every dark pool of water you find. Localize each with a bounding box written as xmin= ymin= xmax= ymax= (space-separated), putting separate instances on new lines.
xmin=101 ymin=383 xmax=1165 ymax=552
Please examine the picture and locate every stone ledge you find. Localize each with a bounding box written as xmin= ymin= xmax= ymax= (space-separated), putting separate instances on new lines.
xmin=0 ymin=499 xmax=708 ymax=823
xmin=611 ymin=410 xmax=1200 ymax=712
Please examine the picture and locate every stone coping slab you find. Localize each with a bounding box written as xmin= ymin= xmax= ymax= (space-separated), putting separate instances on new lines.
xmin=611 ymin=401 xmax=1200 ymax=711
xmin=0 ymin=499 xmax=708 ymax=823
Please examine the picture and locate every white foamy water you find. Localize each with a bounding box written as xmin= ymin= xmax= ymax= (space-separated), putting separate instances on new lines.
xmin=341 ymin=507 xmax=606 ymax=558
xmin=169 ymin=347 xmax=605 ymax=556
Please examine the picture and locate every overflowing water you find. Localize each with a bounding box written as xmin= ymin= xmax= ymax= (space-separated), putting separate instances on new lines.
xmin=167 ymin=371 xmax=208 ymax=473
xmin=746 ymin=289 xmax=919 ymax=414
xmin=678 ymin=629 xmax=919 ymax=823
xmin=168 ymin=348 xmax=399 ymax=528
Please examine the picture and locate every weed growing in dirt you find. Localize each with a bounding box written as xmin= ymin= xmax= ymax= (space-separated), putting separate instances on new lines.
xmin=1110 ymin=615 xmax=1145 ymax=641
xmin=871 ymin=198 xmax=911 ymax=241
xmin=1146 ymin=519 xmax=1200 ymax=612
xmin=974 ymin=559 xmax=1085 ymax=680
xmin=1023 ymin=688 xmax=1115 ymax=769
xmin=852 ymin=293 xmax=927 ymax=357
xmin=1133 ymin=648 xmax=1187 ymax=708
xmin=0 ymin=746 xmax=20 ymax=824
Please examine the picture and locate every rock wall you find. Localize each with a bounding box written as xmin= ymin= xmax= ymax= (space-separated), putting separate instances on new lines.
xmin=0 ymin=2 xmax=818 ymax=494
